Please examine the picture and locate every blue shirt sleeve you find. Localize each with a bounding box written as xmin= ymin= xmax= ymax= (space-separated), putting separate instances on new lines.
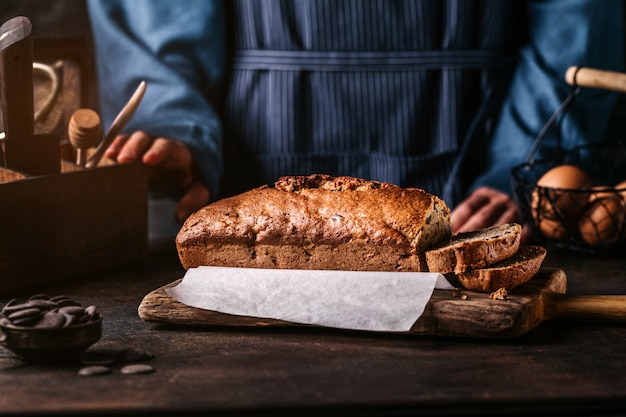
xmin=87 ymin=0 xmax=226 ymax=197
xmin=472 ymin=0 xmax=624 ymax=196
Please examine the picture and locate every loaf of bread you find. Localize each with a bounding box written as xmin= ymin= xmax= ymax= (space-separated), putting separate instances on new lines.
xmin=425 ymin=223 xmax=522 ymax=274
xmin=176 ymin=174 xmax=546 ymax=293
xmin=455 ymin=245 xmax=547 ymax=292
xmin=176 ymin=174 xmax=452 ymax=271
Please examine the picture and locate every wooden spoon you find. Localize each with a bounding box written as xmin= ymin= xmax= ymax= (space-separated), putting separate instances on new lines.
xmin=85 ymin=80 xmax=147 ymax=168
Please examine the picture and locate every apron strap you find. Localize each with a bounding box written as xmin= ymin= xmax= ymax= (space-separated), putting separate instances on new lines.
xmin=233 ymin=49 xmax=516 ymax=71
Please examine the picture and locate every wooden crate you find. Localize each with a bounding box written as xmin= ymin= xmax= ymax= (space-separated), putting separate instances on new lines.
xmin=0 ymin=160 xmax=148 ymax=296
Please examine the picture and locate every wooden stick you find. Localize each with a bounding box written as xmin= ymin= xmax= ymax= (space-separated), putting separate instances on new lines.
xmin=565 ymin=66 xmax=626 ymax=93
xmin=85 ymin=81 xmax=146 ymax=168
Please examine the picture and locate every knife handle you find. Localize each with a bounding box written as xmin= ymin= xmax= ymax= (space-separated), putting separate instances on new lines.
xmin=545 ymin=292 xmax=626 ymax=323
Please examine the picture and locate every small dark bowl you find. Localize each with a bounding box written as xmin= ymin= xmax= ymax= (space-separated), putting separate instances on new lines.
xmin=0 ymin=314 xmax=102 ymax=364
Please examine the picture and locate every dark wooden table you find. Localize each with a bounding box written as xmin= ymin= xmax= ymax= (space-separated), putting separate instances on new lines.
xmin=1 ymin=236 xmax=626 ymax=417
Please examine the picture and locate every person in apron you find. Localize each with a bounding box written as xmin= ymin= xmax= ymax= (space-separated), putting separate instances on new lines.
xmin=87 ymin=0 xmax=623 ymax=236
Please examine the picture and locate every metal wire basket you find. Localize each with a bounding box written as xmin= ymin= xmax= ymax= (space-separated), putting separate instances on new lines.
xmin=511 ymin=67 xmax=626 ymax=253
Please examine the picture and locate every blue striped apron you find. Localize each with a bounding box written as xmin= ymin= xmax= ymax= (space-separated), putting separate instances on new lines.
xmin=219 ymin=0 xmax=523 ymax=206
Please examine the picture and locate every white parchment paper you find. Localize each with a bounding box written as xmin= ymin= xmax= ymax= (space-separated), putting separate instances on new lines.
xmin=166 ymin=266 xmax=454 ymax=332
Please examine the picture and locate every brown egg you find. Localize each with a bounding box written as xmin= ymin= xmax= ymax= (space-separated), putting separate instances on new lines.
xmin=537 ymin=215 xmax=569 ymax=242
xmin=588 ymin=185 xmax=614 ymax=202
xmin=537 ymin=164 xmax=593 ymax=189
xmin=532 ymin=165 xmax=592 ymax=240
xmin=537 ymin=164 xmax=592 ymax=215
xmin=578 ymin=193 xmax=626 ymax=247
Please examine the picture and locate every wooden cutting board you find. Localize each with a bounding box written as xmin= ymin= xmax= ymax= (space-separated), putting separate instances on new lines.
xmin=138 ymin=267 xmax=626 ymax=338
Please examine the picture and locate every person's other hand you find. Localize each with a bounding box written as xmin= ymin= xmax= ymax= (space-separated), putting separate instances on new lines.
xmin=451 ymin=186 xmax=530 ymax=243
xmin=105 ymin=131 xmax=210 ymax=222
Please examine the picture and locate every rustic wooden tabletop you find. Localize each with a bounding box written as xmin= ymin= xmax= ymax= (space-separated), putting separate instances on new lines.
xmin=1 ymin=236 xmax=625 ymax=417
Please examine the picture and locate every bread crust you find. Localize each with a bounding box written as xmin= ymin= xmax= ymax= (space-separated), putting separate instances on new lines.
xmin=456 ymin=245 xmax=547 ymax=293
xmin=425 ymin=223 xmax=522 ymax=274
xmin=176 ymin=174 xmax=452 ymax=271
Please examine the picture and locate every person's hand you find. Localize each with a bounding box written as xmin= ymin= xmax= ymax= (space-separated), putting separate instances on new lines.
xmin=105 ymin=131 xmax=210 ymax=222
xmin=451 ymin=186 xmax=531 ymax=243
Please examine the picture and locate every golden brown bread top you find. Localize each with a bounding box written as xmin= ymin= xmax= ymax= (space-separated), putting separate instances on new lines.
xmin=176 ymin=174 xmax=451 ymax=255
xmin=274 ymin=175 xmax=386 ymax=192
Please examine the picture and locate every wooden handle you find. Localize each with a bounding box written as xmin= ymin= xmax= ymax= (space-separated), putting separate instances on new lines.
xmin=0 ymin=16 xmax=34 ymax=149
xmin=85 ymin=80 xmax=146 ymax=168
xmin=565 ymin=66 xmax=626 ymax=93
xmin=546 ymin=292 xmax=626 ymax=323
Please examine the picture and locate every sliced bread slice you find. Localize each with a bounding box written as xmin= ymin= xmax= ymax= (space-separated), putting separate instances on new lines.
xmin=456 ymin=245 xmax=547 ymax=293
xmin=425 ymin=223 xmax=522 ymax=274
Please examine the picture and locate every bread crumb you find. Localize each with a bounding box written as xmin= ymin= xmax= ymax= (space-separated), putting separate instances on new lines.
xmin=489 ymin=287 xmax=508 ymax=300
xmin=452 ymin=289 xmax=469 ymax=300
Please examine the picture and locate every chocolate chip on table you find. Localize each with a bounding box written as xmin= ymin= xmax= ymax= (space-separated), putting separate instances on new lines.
xmin=78 ymin=365 xmax=112 ymax=377
xmin=120 ymin=364 xmax=155 ymax=375
xmin=80 ymin=348 xmax=157 ymax=376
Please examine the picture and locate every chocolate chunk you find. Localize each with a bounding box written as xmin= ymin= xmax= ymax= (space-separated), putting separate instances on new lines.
xmin=11 ymin=316 xmax=40 ymax=326
xmin=49 ymin=295 xmax=72 ymax=303
xmin=49 ymin=296 xmax=81 ymax=308
xmin=26 ymin=299 xmax=58 ymax=310
xmin=59 ymin=306 xmax=85 ymax=316
xmin=28 ymin=294 xmax=51 ymax=301
xmin=78 ymin=365 xmax=112 ymax=377
xmin=7 ymin=307 xmax=42 ymax=321
xmin=84 ymin=305 xmax=97 ymax=317
xmin=1 ymin=295 xmax=99 ymax=328
xmin=61 ymin=312 xmax=76 ymax=327
xmin=2 ymin=300 xmax=29 ymax=315
xmin=120 ymin=364 xmax=155 ymax=375
xmin=1 ymin=298 xmax=17 ymax=313
xmin=34 ymin=311 xmax=67 ymax=329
